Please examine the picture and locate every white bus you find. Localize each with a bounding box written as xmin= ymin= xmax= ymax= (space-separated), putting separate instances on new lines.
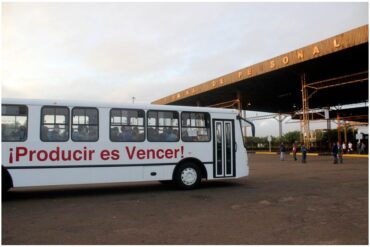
xmin=2 ymin=98 xmax=254 ymax=191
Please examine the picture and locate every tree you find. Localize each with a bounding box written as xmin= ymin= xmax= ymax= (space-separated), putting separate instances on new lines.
xmin=244 ymin=136 xmax=268 ymax=150
xmin=282 ymin=131 xmax=301 ymax=145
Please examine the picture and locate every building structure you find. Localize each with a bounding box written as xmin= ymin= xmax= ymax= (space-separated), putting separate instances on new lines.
xmin=153 ymin=25 xmax=369 ymax=148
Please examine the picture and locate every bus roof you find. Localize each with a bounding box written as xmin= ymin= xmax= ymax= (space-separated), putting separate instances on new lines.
xmin=2 ymin=98 xmax=239 ymax=114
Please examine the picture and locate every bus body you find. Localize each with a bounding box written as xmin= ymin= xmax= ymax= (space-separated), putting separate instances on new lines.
xmin=2 ymin=98 xmax=249 ymax=190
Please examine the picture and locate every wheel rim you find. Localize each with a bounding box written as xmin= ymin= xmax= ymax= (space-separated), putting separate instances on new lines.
xmin=181 ymin=168 xmax=197 ymax=186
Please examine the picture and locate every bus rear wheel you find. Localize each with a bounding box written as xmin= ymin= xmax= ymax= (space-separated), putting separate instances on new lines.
xmin=2 ymin=167 xmax=12 ymax=194
xmin=159 ymin=180 xmax=173 ymax=185
xmin=174 ymin=162 xmax=201 ymax=190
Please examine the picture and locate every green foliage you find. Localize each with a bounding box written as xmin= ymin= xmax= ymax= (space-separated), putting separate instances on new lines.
xmin=244 ymin=136 xmax=268 ymax=150
xmin=281 ymin=131 xmax=301 ymax=145
xmin=244 ymin=132 xmax=300 ymax=151
xmin=316 ymin=128 xmax=358 ymax=151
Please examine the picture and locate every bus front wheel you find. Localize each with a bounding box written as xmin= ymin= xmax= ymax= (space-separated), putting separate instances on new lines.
xmin=174 ymin=162 xmax=201 ymax=190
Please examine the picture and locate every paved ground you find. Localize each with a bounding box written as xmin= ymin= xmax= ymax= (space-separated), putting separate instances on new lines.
xmin=2 ymin=154 xmax=368 ymax=244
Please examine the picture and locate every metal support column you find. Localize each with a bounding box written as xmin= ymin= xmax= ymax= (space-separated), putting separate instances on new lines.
xmin=325 ymin=107 xmax=331 ymax=150
xmin=236 ymin=91 xmax=242 ymax=113
xmin=299 ymin=115 xmax=303 ymax=143
xmin=275 ymin=113 xmax=288 ymax=138
xmin=337 ymin=113 xmax=342 ymax=145
xmin=301 ymin=73 xmax=310 ymax=149
xmin=344 ymin=123 xmax=348 ymax=144
xmin=327 ymin=119 xmax=331 ymax=130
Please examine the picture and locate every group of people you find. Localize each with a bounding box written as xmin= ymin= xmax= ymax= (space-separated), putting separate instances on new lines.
xmin=279 ymin=142 xmax=307 ymax=163
xmin=72 ymin=125 xmax=98 ymax=141
xmin=356 ymin=141 xmax=367 ymax=154
xmin=41 ymin=125 xmax=67 ymax=141
xmin=335 ymin=141 xmax=366 ymax=154
xmin=279 ymin=140 xmax=367 ymax=164
xmin=331 ymin=141 xmax=366 ymax=163
xmin=111 ymin=126 xmax=144 ymax=142
xmin=2 ymin=125 xmax=27 ymax=141
xmin=148 ymin=127 xmax=179 ymax=142
xmin=111 ymin=126 xmax=179 ymax=142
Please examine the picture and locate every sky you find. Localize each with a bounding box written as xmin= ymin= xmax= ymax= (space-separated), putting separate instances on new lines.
xmin=1 ymin=2 xmax=368 ymax=137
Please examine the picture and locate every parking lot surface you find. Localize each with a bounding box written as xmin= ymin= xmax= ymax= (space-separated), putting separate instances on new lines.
xmin=2 ymin=154 xmax=368 ymax=244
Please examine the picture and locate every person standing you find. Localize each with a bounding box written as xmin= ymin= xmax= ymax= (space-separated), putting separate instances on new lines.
xmin=280 ymin=143 xmax=286 ymax=161
xmin=338 ymin=142 xmax=344 ymax=163
xmin=360 ymin=142 xmax=366 ymax=154
xmin=301 ymin=143 xmax=307 ymax=163
xmin=348 ymin=142 xmax=353 ymax=154
xmin=332 ymin=142 xmax=338 ymax=164
xmin=357 ymin=141 xmax=361 ymax=154
xmin=292 ymin=142 xmax=298 ymax=161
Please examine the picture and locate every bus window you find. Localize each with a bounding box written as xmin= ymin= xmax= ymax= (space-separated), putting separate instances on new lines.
xmin=41 ymin=106 xmax=69 ymax=142
xmin=2 ymin=105 xmax=28 ymax=142
xmin=72 ymin=107 xmax=99 ymax=142
xmin=147 ymin=110 xmax=179 ymax=142
xmin=181 ymin=112 xmax=211 ymax=142
xmin=110 ymin=109 xmax=145 ymax=142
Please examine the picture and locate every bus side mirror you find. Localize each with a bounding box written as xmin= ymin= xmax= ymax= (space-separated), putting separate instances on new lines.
xmin=237 ymin=115 xmax=255 ymax=137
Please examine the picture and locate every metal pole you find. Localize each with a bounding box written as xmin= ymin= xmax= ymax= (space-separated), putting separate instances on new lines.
xmin=278 ymin=114 xmax=283 ymax=138
xmin=326 ymin=107 xmax=331 ymax=150
xmin=337 ymin=113 xmax=342 ymax=144
xmin=301 ymin=73 xmax=310 ymax=149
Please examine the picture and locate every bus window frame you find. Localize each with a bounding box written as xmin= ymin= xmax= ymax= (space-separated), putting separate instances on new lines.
xmin=1 ymin=104 xmax=28 ymax=142
xmin=147 ymin=109 xmax=180 ymax=142
xmin=40 ymin=105 xmax=70 ymax=142
xmin=181 ymin=111 xmax=212 ymax=143
xmin=71 ymin=106 xmax=99 ymax=142
xmin=109 ymin=108 xmax=146 ymax=142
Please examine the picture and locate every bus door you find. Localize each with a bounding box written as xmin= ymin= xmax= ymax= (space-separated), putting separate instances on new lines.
xmin=213 ymin=120 xmax=235 ymax=178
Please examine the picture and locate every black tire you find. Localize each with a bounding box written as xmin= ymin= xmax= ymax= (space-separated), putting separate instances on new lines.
xmin=2 ymin=167 xmax=12 ymax=194
xmin=159 ymin=180 xmax=173 ymax=185
xmin=174 ymin=162 xmax=202 ymax=190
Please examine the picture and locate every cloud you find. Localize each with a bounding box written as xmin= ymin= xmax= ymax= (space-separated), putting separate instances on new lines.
xmin=2 ymin=2 xmax=368 ymax=112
